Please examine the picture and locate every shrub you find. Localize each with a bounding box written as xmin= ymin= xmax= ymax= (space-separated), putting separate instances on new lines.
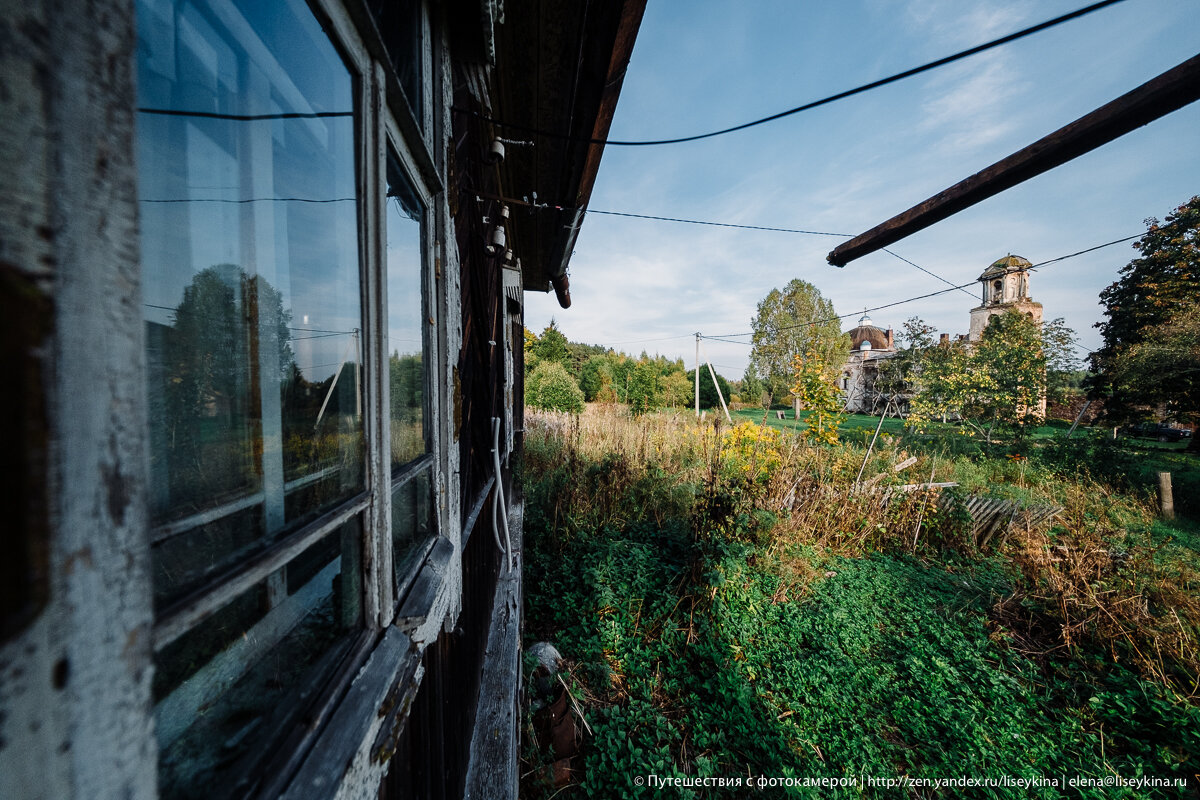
xmin=527 ymin=361 xmax=585 ymax=413
xmin=627 ymin=361 xmax=659 ymax=417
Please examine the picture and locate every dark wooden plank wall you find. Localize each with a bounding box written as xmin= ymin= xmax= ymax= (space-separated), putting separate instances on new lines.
xmin=452 ymin=77 xmax=508 ymax=518
xmin=380 ymin=466 xmax=503 ymax=798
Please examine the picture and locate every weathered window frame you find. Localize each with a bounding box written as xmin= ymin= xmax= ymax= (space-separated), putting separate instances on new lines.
xmin=382 ymin=109 xmax=443 ymax=613
xmin=277 ymin=0 xmax=462 ymax=790
xmin=131 ymin=0 xmax=381 ymax=792
xmin=301 ymin=0 xmax=449 ymax=625
xmin=137 ymin=0 xmax=381 ymax=648
xmin=135 ymin=0 xmax=455 ymax=790
xmin=303 ymin=0 xmax=448 ymax=628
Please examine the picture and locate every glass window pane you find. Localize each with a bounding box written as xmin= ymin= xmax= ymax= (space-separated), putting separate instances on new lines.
xmin=386 ymin=151 xmax=427 ymax=469
xmin=154 ymin=518 xmax=363 ymax=798
xmin=137 ymin=0 xmax=364 ymax=605
xmin=392 ymin=468 xmax=434 ymax=590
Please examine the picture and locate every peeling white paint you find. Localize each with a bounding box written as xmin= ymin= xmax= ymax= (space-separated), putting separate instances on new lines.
xmin=1 ymin=3 xmax=157 ymax=799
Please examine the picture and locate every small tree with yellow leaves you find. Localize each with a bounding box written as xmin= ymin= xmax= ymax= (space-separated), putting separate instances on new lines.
xmin=790 ymin=346 xmax=844 ymax=445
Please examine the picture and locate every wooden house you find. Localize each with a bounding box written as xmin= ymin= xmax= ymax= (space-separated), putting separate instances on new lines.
xmin=0 ymin=0 xmax=644 ymax=797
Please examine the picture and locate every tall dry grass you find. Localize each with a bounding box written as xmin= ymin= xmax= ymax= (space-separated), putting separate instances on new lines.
xmin=525 ymin=406 xmax=964 ymax=554
xmin=997 ymin=477 xmax=1200 ymax=698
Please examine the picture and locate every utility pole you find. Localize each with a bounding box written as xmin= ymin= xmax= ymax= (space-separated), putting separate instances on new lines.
xmin=695 ymin=332 xmax=701 ymax=419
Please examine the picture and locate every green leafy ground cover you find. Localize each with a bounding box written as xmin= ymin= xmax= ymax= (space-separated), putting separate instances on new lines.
xmin=521 ymin=408 xmax=1200 ymax=798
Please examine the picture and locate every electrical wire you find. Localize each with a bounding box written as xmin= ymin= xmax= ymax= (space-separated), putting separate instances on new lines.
xmin=537 ymin=227 xmax=1125 ymax=365
xmin=457 ymin=0 xmax=1128 ymax=147
xmin=583 ymin=208 xmax=976 ymax=293
xmin=137 ymin=107 xmax=352 ymax=122
xmin=592 ymin=333 xmax=696 ymax=347
xmin=696 ymin=338 xmax=748 ymax=350
xmin=882 ymin=248 xmax=978 ymax=298
xmin=140 ymin=193 xmax=967 ymax=301
xmin=701 ymin=231 xmax=1144 ymax=340
xmin=587 ymin=209 xmax=850 ymax=237
xmin=1027 ymin=233 xmax=1142 ymax=269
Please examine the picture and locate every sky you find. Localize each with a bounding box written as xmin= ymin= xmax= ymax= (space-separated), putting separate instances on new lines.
xmin=522 ymin=0 xmax=1200 ymax=381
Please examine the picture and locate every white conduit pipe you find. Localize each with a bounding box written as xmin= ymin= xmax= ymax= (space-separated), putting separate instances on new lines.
xmin=491 ymin=417 xmax=513 ymax=573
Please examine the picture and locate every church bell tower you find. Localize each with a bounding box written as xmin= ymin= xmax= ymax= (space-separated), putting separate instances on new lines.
xmin=967 ymin=254 xmax=1043 ymax=341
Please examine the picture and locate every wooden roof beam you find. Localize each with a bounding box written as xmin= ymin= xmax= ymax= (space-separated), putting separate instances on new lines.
xmin=827 ymin=53 xmax=1200 ymax=268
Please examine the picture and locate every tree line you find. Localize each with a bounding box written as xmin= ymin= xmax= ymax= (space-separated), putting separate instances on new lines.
xmin=523 ymin=322 xmax=732 ymax=415
xmin=524 ymin=195 xmax=1199 ymax=444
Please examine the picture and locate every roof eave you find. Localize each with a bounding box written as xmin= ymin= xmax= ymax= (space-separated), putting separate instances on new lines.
xmin=490 ymin=0 xmax=646 ymax=306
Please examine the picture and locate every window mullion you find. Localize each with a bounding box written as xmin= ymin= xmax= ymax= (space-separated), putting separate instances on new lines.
xmin=362 ymin=59 xmax=393 ymax=628
xmin=431 ymin=22 xmax=462 ymax=613
xmin=152 ymin=494 xmax=368 ymax=651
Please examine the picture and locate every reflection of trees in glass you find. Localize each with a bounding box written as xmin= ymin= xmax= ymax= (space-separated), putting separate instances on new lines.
xmin=389 ymin=350 xmax=424 ymax=467
xmin=157 ymin=265 xmax=293 ymax=513
xmin=282 ymin=357 xmax=362 ymax=483
xmin=167 ymin=265 xmax=295 ymax=404
xmin=156 ymin=264 xmax=365 ymax=522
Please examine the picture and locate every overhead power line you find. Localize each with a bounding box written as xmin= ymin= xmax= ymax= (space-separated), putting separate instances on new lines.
xmin=702 ymin=231 xmax=1143 ymax=341
xmin=584 ymin=209 xmax=973 ymax=292
xmin=702 ymin=335 xmax=760 ymax=347
xmin=593 ymin=333 xmax=696 ymax=347
xmin=458 ymin=0 xmax=1128 ymax=147
xmin=882 ymin=249 xmax=977 ymax=299
xmin=534 ymin=235 xmax=1133 ymax=363
xmin=587 ymin=209 xmax=849 ymax=237
xmin=1026 ymin=233 xmax=1142 ymax=269
xmin=415 ymin=189 xmax=976 ymax=295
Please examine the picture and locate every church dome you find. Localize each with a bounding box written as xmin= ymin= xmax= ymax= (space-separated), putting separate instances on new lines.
xmin=979 ymin=254 xmax=1032 ymax=280
xmin=847 ymin=312 xmax=892 ymax=351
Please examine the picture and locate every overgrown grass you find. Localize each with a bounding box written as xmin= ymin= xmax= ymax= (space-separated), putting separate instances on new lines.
xmin=521 ymin=406 xmax=1200 ymax=798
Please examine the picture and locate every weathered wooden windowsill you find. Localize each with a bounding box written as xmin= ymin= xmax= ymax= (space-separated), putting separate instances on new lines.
xmin=463 ymin=500 xmax=523 ymax=800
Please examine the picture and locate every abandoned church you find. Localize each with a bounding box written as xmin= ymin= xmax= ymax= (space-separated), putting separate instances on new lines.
xmin=841 ymin=254 xmax=1044 ymax=415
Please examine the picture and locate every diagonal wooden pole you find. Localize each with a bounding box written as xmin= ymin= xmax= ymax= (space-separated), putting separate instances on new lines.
xmin=855 ymin=396 xmax=893 ymax=486
xmin=700 ymin=340 xmax=732 ymax=422
xmin=828 ymin=54 xmax=1200 ymax=267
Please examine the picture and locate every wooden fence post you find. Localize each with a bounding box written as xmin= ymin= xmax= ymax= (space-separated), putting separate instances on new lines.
xmin=1158 ymin=472 xmax=1175 ymax=520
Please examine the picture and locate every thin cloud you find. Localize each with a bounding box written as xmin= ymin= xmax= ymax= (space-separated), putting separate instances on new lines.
xmin=918 ymin=52 xmax=1025 ymax=154
xmin=895 ymin=0 xmax=1033 ymax=48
